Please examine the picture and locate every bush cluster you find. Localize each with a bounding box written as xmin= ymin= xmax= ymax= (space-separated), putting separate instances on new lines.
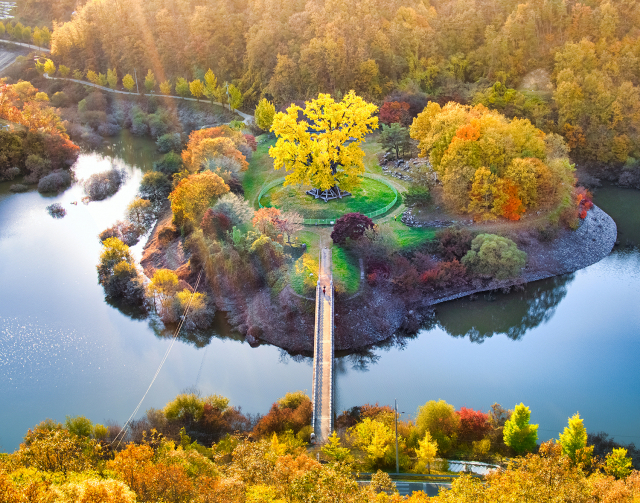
xmin=37 ymin=170 xmax=71 ymax=194
xmin=83 ymin=167 xmax=127 ymax=201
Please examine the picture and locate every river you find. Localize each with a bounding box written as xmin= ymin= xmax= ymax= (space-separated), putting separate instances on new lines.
xmin=0 ymin=132 xmax=639 ymax=452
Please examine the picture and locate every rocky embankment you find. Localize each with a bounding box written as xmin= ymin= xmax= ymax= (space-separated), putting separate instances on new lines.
xmin=428 ymin=204 xmax=617 ymax=305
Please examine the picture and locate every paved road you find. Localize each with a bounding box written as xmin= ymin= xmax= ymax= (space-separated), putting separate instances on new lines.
xmin=0 ymin=38 xmax=50 ymax=53
xmin=0 ymin=47 xmax=21 ymax=73
xmin=360 ymin=481 xmax=451 ymax=497
xmin=396 ymin=481 xmax=451 ymax=497
xmin=312 ymin=247 xmax=333 ymax=443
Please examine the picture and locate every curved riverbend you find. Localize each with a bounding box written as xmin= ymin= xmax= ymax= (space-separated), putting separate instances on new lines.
xmin=0 ymin=134 xmax=638 ymax=454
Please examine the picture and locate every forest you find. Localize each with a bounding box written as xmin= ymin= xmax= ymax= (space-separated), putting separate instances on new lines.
xmin=1 ymin=391 xmax=639 ymax=502
xmin=46 ymin=0 xmax=640 ymax=168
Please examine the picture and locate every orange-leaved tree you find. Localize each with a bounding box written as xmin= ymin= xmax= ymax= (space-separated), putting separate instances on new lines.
xmin=182 ymin=125 xmax=248 ymax=172
xmin=169 ymin=171 xmax=229 ymax=226
xmin=252 ymin=207 xmax=281 ymax=238
xmin=411 ymin=101 xmax=575 ymax=220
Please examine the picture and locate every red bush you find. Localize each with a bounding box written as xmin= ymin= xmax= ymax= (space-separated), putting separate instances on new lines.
xmin=456 ymin=407 xmax=491 ymax=443
xmin=576 ymin=186 xmax=593 ymax=219
xmin=367 ymin=259 xmax=391 ymax=285
xmin=437 ymin=228 xmax=473 ymax=261
xmin=420 ymin=260 xmax=468 ymax=291
xmin=201 ymin=209 xmax=232 ymax=239
xmin=252 ymin=399 xmax=312 ymax=438
xmin=243 ymin=134 xmax=257 ymax=151
xmin=379 ymin=101 xmax=411 ymax=126
xmin=331 ymin=212 xmax=375 ymax=245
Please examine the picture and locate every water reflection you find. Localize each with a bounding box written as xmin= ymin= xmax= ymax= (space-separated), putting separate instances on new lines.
xmin=101 ymin=131 xmax=158 ymax=172
xmin=145 ymin=311 xmax=246 ymax=348
xmin=436 ymin=274 xmax=574 ymax=343
xmin=104 ymin=297 xmax=148 ymax=321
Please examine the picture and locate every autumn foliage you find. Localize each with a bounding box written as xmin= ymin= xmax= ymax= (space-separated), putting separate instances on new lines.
xmin=456 ymin=407 xmax=491 ymax=444
xmin=331 ymin=212 xmax=375 ymax=245
xmin=2 ymin=391 xmax=639 ymax=502
xmin=169 ymin=171 xmax=229 ymax=226
xmin=411 ymin=102 xmax=576 ymax=221
xmin=379 ymin=101 xmax=411 ymax=126
xmin=181 ymin=126 xmax=249 ymax=173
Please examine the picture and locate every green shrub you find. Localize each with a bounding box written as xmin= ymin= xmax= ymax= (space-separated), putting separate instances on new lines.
xmin=51 ymin=91 xmax=69 ymax=108
xmin=153 ymin=151 xmax=183 ymax=176
xmin=461 ymin=233 xmax=527 ymax=280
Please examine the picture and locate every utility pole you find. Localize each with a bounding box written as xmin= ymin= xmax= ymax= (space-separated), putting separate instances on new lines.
xmin=395 ymin=398 xmax=399 ymax=473
xmin=134 ymin=68 xmax=139 ymax=94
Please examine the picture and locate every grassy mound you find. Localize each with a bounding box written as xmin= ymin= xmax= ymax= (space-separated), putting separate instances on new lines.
xmin=260 ymin=177 xmax=396 ymax=220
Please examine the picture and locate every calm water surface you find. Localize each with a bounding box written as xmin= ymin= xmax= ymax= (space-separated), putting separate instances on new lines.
xmin=1 ymin=133 xmax=638 ymax=451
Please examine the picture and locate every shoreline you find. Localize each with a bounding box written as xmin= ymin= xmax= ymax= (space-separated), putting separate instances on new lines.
xmin=427 ymin=204 xmax=617 ymax=307
xmin=140 ymin=204 xmax=617 ymax=354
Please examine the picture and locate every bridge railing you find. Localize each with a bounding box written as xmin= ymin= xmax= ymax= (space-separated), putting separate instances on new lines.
xmin=330 ymin=274 xmax=334 ymax=435
xmin=311 ymin=280 xmax=321 ymax=435
xmin=258 ymin=173 xmax=398 ymax=226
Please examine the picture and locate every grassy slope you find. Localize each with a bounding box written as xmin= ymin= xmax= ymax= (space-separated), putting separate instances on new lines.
xmin=386 ymin=220 xmax=436 ymax=249
xmin=332 ymin=246 xmax=360 ymax=295
xmin=243 ymin=135 xmax=278 ymax=208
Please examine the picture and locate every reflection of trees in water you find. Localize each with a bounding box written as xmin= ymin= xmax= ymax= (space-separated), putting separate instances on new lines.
xmin=100 ymin=132 xmax=158 ymax=172
xmin=105 ymin=297 xmax=147 ymax=320
xmin=145 ymin=310 xmax=245 ymax=348
xmin=335 ymin=350 xmax=381 ymax=373
xmin=436 ymin=274 xmax=575 ymax=343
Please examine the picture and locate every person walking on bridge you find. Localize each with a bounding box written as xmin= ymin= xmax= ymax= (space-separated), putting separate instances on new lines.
xmin=323 ymin=286 xmax=326 ymax=295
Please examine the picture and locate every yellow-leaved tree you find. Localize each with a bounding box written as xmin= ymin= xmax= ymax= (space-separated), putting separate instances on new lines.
xmin=269 ymin=91 xmax=378 ymax=197
xmin=415 ymin=431 xmax=438 ymax=474
xmin=349 ymin=417 xmax=394 ymax=469
xmin=169 ymin=171 xmax=229 ymax=226
xmin=410 ymin=101 xmax=575 ymax=218
xmin=255 ymin=98 xmax=276 ymax=132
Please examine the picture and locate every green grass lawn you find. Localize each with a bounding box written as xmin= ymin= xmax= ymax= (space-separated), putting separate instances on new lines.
xmin=297 ymin=230 xmax=322 ymax=257
xmin=384 ymin=220 xmax=436 ymax=249
xmin=332 ymin=246 xmax=360 ymax=295
xmin=242 ymin=136 xmax=278 ymax=207
xmin=260 ymin=177 xmax=396 ymax=220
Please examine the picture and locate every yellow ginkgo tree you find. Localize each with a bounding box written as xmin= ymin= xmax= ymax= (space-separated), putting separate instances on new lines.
xmin=269 ymin=91 xmax=378 ymax=201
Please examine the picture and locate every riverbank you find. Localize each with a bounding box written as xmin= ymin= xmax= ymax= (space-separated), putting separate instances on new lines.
xmin=428 ymin=204 xmax=617 ymax=306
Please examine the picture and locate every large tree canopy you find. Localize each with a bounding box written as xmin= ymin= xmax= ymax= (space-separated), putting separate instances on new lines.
xmin=410 ymin=102 xmax=576 ymax=219
xmin=269 ymin=92 xmax=378 ymax=193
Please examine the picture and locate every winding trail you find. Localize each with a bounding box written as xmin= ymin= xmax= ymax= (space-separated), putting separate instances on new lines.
xmin=0 ymin=38 xmax=50 ymax=53
xmin=42 ymin=73 xmax=253 ymax=122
